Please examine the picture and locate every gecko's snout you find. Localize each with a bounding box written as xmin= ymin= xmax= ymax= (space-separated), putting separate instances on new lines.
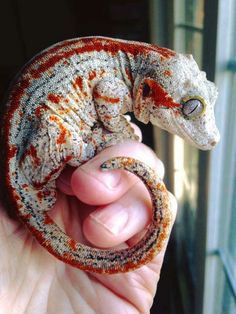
xmin=194 ymin=127 xmax=220 ymax=150
xmin=206 ymin=128 xmax=220 ymax=149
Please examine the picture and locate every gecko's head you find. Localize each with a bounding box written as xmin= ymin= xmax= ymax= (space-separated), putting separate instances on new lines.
xmin=134 ymin=53 xmax=220 ymax=150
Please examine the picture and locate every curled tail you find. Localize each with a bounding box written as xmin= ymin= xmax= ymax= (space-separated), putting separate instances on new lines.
xmin=22 ymin=157 xmax=172 ymax=274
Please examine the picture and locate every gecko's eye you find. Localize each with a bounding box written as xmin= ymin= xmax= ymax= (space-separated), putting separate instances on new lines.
xmin=142 ymin=83 xmax=151 ymax=97
xmin=182 ymin=97 xmax=206 ymax=119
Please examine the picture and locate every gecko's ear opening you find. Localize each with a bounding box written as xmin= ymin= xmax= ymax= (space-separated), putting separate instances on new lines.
xmin=133 ymin=80 xmax=151 ymax=124
xmin=142 ymin=82 xmax=151 ymax=97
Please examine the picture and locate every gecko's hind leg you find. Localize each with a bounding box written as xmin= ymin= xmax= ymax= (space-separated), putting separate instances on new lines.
xmin=19 ymin=115 xmax=90 ymax=211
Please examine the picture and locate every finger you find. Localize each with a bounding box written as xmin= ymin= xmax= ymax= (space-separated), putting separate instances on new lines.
xmin=126 ymin=191 xmax=177 ymax=247
xmin=83 ymin=183 xmax=176 ymax=249
xmin=56 ymin=124 xmax=143 ymax=196
xmin=83 ymin=179 xmax=151 ymax=247
xmin=69 ymin=141 xmax=164 ymax=205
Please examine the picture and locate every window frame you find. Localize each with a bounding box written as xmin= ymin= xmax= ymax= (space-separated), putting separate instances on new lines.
xmin=203 ymin=0 xmax=236 ymax=312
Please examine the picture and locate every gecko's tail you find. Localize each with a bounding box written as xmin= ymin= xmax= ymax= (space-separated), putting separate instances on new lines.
xmin=23 ymin=157 xmax=173 ymax=274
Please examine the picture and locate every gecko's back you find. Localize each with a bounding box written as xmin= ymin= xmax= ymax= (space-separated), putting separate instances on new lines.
xmin=3 ymin=37 xmax=175 ymax=152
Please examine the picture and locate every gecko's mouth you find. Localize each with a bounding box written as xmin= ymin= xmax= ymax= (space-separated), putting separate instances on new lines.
xmin=171 ymin=113 xmax=220 ymax=150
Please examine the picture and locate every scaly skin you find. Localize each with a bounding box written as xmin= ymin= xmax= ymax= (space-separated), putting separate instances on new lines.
xmin=1 ymin=36 xmax=219 ymax=273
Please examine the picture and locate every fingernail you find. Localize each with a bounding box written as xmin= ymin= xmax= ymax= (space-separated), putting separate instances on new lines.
xmin=90 ymin=204 xmax=129 ymax=235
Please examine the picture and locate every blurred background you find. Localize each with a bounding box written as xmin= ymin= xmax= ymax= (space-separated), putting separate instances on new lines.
xmin=0 ymin=0 xmax=235 ymax=313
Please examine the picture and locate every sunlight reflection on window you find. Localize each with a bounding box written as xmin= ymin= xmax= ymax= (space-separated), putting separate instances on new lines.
xmin=173 ymin=134 xmax=199 ymax=210
xmin=173 ymin=135 xmax=185 ymax=199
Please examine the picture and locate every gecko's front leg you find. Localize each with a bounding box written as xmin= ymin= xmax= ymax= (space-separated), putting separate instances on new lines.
xmin=93 ymin=78 xmax=139 ymax=148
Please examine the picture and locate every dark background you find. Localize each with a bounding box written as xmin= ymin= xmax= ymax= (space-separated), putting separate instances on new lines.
xmin=0 ymin=1 xmax=180 ymax=312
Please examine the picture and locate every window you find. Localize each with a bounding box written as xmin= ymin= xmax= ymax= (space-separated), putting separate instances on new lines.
xmin=204 ymin=0 xmax=236 ymax=312
xmin=174 ymin=0 xmax=236 ymax=313
xmin=173 ymin=0 xmax=236 ymax=313
xmin=173 ymin=1 xmax=207 ymax=312
xmin=150 ymin=0 xmax=236 ymax=313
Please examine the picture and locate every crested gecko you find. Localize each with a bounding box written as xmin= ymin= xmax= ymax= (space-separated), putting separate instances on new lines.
xmin=0 ymin=37 xmax=220 ymax=273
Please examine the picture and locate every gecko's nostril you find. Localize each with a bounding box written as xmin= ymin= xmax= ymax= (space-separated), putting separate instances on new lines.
xmin=211 ymin=141 xmax=217 ymax=147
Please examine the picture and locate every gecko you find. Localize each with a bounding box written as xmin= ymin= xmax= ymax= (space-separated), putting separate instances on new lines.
xmin=0 ymin=36 xmax=220 ymax=274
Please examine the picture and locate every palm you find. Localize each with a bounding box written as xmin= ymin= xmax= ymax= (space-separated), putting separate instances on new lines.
xmin=0 ymin=194 xmax=161 ymax=314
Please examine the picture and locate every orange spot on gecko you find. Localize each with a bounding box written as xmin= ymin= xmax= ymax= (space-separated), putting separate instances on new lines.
xmin=35 ymin=104 xmax=48 ymax=117
xmin=68 ymin=239 xmax=77 ymax=250
xmin=57 ymin=127 xmax=68 ymax=144
xmin=63 ymin=252 xmax=73 ymax=260
xmin=156 ymin=183 xmax=166 ymax=191
xmin=73 ymin=76 xmax=83 ymax=90
xmin=158 ymin=232 xmax=167 ymax=243
xmin=57 ymin=107 xmax=71 ymax=115
xmin=164 ymin=70 xmax=172 ymax=77
xmin=93 ymin=91 xmax=120 ymax=104
xmin=44 ymin=215 xmax=54 ymax=225
xmin=48 ymin=93 xmax=62 ymax=104
xmin=79 ymin=120 xmax=86 ymax=130
xmin=125 ymin=68 xmax=133 ymax=83
xmin=28 ymin=145 xmax=41 ymax=166
xmin=13 ymin=192 xmax=20 ymax=201
xmin=22 ymin=213 xmax=32 ymax=220
xmin=145 ymin=79 xmax=181 ymax=108
xmin=123 ymin=158 xmax=133 ymax=166
xmin=49 ymin=115 xmax=71 ymax=144
xmin=37 ymin=191 xmax=44 ymax=201
xmin=8 ymin=145 xmax=17 ymax=159
xmin=104 ymin=114 xmax=112 ymax=120
xmin=64 ymin=155 xmax=73 ymax=162
xmin=88 ymin=70 xmax=96 ymax=80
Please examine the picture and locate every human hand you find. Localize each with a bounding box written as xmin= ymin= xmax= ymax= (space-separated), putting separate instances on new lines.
xmin=0 ymin=127 xmax=177 ymax=314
